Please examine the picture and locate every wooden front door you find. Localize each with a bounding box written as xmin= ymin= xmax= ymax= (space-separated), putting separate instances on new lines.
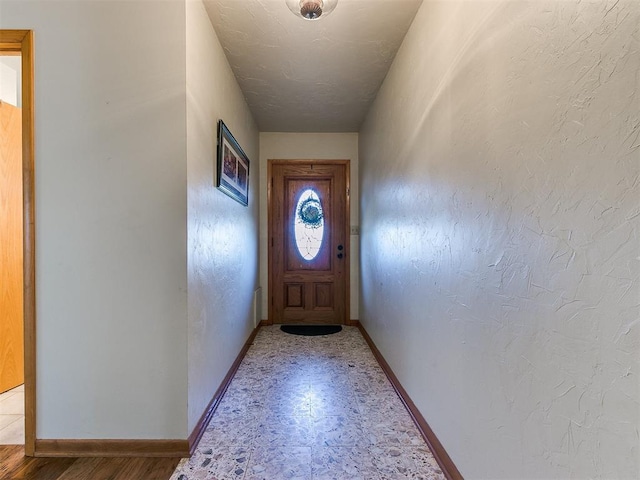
xmin=269 ymin=161 xmax=349 ymax=324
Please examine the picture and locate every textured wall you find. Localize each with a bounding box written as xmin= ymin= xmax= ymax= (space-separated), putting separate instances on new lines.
xmin=0 ymin=0 xmax=189 ymax=438
xmin=359 ymin=1 xmax=639 ymax=478
xmin=186 ymin=0 xmax=259 ymax=433
xmin=259 ymin=133 xmax=359 ymax=320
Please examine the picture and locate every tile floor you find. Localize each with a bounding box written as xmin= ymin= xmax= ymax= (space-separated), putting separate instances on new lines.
xmin=0 ymin=384 xmax=25 ymax=445
xmin=171 ymin=326 xmax=445 ymax=480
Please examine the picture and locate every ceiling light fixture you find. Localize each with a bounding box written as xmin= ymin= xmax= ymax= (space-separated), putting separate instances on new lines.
xmin=285 ymin=0 xmax=338 ymax=20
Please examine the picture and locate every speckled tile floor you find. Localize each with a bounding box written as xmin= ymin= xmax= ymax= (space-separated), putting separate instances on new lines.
xmin=171 ymin=326 xmax=445 ymax=480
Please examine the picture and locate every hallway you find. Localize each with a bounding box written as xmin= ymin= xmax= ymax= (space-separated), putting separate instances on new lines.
xmin=171 ymin=326 xmax=444 ymax=479
xmin=1 ymin=0 xmax=637 ymax=476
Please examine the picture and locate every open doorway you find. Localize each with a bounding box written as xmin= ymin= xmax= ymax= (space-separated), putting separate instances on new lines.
xmin=0 ymin=30 xmax=35 ymax=456
xmin=0 ymin=53 xmax=24 ymax=445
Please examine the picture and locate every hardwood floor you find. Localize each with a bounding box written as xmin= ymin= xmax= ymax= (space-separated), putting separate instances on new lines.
xmin=0 ymin=445 xmax=181 ymax=480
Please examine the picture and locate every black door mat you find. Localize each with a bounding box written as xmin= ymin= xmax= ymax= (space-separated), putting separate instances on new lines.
xmin=280 ymin=325 xmax=343 ymax=336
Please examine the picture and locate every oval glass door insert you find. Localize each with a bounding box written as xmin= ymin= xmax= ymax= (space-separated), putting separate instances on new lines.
xmin=294 ymin=188 xmax=325 ymax=261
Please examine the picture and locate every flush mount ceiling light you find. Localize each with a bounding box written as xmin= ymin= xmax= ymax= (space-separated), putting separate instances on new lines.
xmin=285 ymin=0 xmax=338 ymax=20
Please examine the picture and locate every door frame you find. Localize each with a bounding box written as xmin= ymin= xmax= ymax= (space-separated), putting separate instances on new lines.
xmin=0 ymin=30 xmax=36 ymax=456
xmin=267 ymin=159 xmax=350 ymax=324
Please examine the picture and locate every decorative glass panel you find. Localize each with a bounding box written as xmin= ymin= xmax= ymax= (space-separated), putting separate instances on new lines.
xmin=294 ymin=189 xmax=324 ymax=261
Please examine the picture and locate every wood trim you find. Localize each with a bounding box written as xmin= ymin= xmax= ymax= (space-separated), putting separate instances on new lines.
xmin=267 ymin=160 xmax=273 ymax=326
xmin=344 ymin=161 xmax=351 ymax=326
xmin=346 ymin=319 xmax=360 ymax=327
xmin=267 ymin=159 xmax=351 ymax=324
xmin=187 ymin=324 xmax=261 ymax=454
xmin=34 ymin=439 xmax=189 ymax=458
xmin=357 ymin=323 xmax=463 ymax=480
xmin=0 ymin=29 xmax=36 ymax=457
xmin=0 ymin=30 xmax=32 ymax=47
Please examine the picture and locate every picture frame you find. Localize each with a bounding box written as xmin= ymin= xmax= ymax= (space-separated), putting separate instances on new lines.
xmin=216 ymin=119 xmax=250 ymax=206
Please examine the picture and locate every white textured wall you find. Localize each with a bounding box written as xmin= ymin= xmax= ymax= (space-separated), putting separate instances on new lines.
xmin=359 ymin=1 xmax=639 ymax=478
xmin=186 ymin=0 xmax=259 ymax=433
xmin=259 ymin=133 xmax=359 ymax=320
xmin=0 ymin=1 xmax=188 ymax=438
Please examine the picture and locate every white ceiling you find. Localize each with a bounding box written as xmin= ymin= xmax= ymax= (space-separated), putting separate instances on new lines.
xmin=204 ymin=0 xmax=423 ymax=132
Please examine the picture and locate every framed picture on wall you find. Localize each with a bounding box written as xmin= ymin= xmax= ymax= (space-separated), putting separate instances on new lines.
xmin=216 ymin=119 xmax=250 ymax=206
